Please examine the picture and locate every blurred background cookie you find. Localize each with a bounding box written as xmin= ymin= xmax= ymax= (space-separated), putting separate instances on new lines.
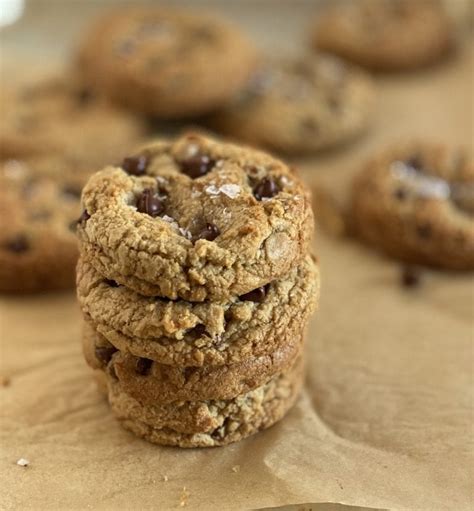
xmin=208 ymin=54 xmax=375 ymax=154
xmin=350 ymin=142 xmax=474 ymax=269
xmin=76 ymin=7 xmax=258 ymax=119
xmin=311 ymin=0 xmax=455 ymax=71
xmin=0 ymin=157 xmax=83 ymax=292
xmin=0 ymin=74 xmax=147 ymax=168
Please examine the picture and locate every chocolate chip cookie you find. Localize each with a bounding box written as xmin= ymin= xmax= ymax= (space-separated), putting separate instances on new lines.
xmin=209 ymin=55 xmax=375 ymax=154
xmin=107 ymin=356 xmax=304 ymax=448
xmin=0 ymin=158 xmax=83 ymax=292
xmin=311 ymin=0 xmax=454 ymax=71
xmin=77 ymin=253 xmax=318 ymax=366
xmin=77 ymin=133 xmax=314 ymax=301
xmin=350 ymin=143 xmax=474 ymax=269
xmin=0 ymin=74 xmax=146 ymax=165
xmin=76 ymin=7 xmax=258 ymax=118
xmin=82 ymin=320 xmax=304 ymax=403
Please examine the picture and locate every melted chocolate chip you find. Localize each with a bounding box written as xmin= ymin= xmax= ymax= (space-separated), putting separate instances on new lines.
xmin=122 ymin=155 xmax=149 ymax=176
xmin=76 ymin=88 xmax=94 ymax=105
xmin=401 ymin=265 xmax=421 ymax=288
xmin=95 ymin=345 xmax=117 ymax=366
xmin=195 ymin=223 xmax=220 ymax=241
xmin=104 ymin=279 xmax=119 ymax=288
xmin=135 ymin=357 xmax=153 ymax=376
xmin=394 ymin=188 xmax=407 ymax=201
xmin=191 ymin=25 xmax=215 ymax=42
xmin=192 ymin=324 xmax=207 ymax=337
xmin=300 ymin=117 xmax=319 ymax=133
xmin=180 ymin=155 xmax=214 ymax=178
xmin=253 ymin=177 xmax=280 ymax=201
xmin=78 ymin=210 xmax=90 ymax=224
xmin=136 ymin=189 xmax=164 ymax=217
xmin=239 ymin=285 xmax=269 ymax=303
xmin=416 ymin=223 xmax=432 ymax=239
xmin=3 ymin=235 xmax=29 ymax=253
xmin=406 ymin=156 xmax=423 ymax=171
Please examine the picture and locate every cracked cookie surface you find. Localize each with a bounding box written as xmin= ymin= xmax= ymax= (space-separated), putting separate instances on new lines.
xmin=76 ymin=7 xmax=258 ymax=118
xmin=350 ymin=142 xmax=474 ymax=269
xmin=77 ymin=133 xmax=314 ymax=301
xmin=82 ymin=321 xmax=304 ymax=403
xmin=107 ymin=356 xmax=304 ymax=447
xmin=209 ymin=55 xmax=375 ymax=154
xmin=311 ymin=0 xmax=454 ymax=71
xmin=78 ymin=253 xmax=318 ymax=366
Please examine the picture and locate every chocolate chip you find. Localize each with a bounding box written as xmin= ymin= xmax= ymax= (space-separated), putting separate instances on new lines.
xmin=416 ymin=223 xmax=432 ymax=239
xmin=253 ymin=177 xmax=280 ymax=201
xmin=62 ymin=185 xmax=82 ymax=200
xmin=95 ymin=345 xmax=117 ymax=366
xmin=239 ymin=285 xmax=269 ymax=303
xmin=76 ymin=88 xmax=94 ymax=105
xmin=394 ymin=188 xmax=407 ymax=200
xmin=191 ymin=25 xmax=215 ymax=42
xmin=406 ymin=156 xmax=422 ymax=171
xmin=3 ymin=235 xmax=29 ymax=253
xmin=135 ymin=357 xmax=153 ymax=376
xmin=78 ymin=209 xmax=90 ymax=225
xmin=122 ymin=155 xmax=149 ymax=176
xmin=192 ymin=324 xmax=207 ymax=337
xmin=300 ymin=117 xmax=319 ymax=133
xmin=195 ymin=223 xmax=220 ymax=241
xmin=180 ymin=155 xmax=214 ymax=178
xmin=104 ymin=279 xmax=119 ymax=288
xmin=401 ymin=265 xmax=421 ymax=288
xmin=136 ymin=189 xmax=164 ymax=217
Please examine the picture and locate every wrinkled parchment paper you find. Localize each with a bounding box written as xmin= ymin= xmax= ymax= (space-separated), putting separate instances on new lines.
xmin=1 ymin=3 xmax=473 ymax=509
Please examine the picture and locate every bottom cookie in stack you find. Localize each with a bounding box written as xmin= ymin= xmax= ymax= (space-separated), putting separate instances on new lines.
xmin=82 ymin=322 xmax=304 ymax=447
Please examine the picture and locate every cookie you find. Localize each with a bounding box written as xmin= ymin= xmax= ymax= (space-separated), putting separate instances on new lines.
xmin=0 ymin=74 xmax=146 ymax=165
xmin=0 ymin=158 xmax=83 ymax=292
xmin=77 ymin=133 xmax=314 ymax=301
xmin=107 ymin=356 xmax=304 ymax=448
xmin=350 ymin=143 xmax=474 ymax=269
xmin=76 ymin=7 xmax=258 ymax=118
xmin=209 ymin=55 xmax=375 ymax=154
xmin=82 ymin=320 xmax=304 ymax=403
xmin=78 ymin=253 xmax=318 ymax=366
xmin=311 ymin=0 xmax=454 ymax=71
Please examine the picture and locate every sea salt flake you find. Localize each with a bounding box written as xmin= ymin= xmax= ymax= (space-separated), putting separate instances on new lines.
xmin=220 ymin=184 xmax=240 ymax=198
xmin=205 ymin=184 xmax=240 ymax=199
xmin=16 ymin=458 xmax=29 ymax=467
xmin=205 ymin=185 xmax=220 ymax=196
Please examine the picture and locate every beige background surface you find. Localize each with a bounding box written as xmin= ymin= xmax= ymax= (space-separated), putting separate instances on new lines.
xmin=1 ymin=2 xmax=473 ymax=510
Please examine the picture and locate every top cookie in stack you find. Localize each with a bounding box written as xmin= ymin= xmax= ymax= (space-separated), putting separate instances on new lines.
xmin=76 ymin=133 xmax=319 ymax=447
xmin=77 ymin=133 xmax=314 ymax=302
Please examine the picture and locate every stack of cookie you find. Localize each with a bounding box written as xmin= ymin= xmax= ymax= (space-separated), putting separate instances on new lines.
xmin=76 ymin=133 xmax=319 ymax=447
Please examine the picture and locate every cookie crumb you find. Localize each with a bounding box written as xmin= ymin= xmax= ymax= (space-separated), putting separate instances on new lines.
xmin=1 ymin=375 xmax=11 ymax=387
xmin=16 ymin=458 xmax=29 ymax=467
xmin=179 ymin=486 xmax=189 ymax=507
xmin=401 ymin=265 xmax=422 ymax=288
xmin=231 ymin=465 xmax=240 ymax=473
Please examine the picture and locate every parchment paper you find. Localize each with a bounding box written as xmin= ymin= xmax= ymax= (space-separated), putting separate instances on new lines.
xmin=1 ymin=2 xmax=473 ymax=510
